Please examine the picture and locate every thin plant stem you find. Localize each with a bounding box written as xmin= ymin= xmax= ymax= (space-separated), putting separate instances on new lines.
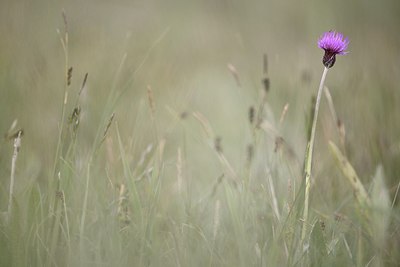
xmin=50 ymin=24 xmax=69 ymax=218
xmin=301 ymin=67 xmax=329 ymax=242
xmin=7 ymin=131 xmax=22 ymax=221
xmin=79 ymin=157 xmax=92 ymax=242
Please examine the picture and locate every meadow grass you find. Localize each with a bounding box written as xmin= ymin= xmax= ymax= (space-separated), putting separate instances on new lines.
xmin=1 ymin=1 xmax=400 ymax=266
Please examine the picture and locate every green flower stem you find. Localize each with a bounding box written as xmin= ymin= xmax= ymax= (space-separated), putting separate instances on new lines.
xmin=301 ymin=67 xmax=329 ymax=242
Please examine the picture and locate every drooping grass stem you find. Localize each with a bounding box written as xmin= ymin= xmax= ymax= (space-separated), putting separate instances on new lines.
xmin=301 ymin=66 xmax=329 ymax=241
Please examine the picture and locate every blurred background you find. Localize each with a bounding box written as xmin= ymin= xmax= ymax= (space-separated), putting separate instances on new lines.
xmin=1 ymin=0 xmax=399 ymax=190
xmin=0 ymin=0 xmax=400 ymax=264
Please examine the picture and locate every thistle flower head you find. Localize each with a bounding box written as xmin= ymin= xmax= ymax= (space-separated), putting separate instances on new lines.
xmin=318 ymin=31 xmax=349 ymax=68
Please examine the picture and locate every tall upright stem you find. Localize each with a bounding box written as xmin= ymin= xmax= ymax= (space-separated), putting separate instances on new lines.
xmin=301 ymin=67 xmax=329 ymax=242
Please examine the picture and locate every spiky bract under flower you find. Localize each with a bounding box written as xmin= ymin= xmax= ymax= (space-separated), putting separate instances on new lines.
xmin=318 ymin=31 xmax=349 ymax=68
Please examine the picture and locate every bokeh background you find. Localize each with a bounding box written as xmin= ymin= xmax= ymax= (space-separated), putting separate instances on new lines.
xmin=1 ymin=0 xmax=399 ymax=193
xmin=0 ymin=0 xmax=400 ymax=265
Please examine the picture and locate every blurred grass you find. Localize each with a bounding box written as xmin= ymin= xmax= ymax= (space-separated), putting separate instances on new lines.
xmin=1 ymin=0 xmax=400 ymax=266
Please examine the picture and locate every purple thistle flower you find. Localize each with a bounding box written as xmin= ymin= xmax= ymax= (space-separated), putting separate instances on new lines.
xmin=318 ymin=31 xmax=349 ymax=68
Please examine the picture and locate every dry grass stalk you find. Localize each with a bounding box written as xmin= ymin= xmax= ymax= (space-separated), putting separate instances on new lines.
xmin=158 ymin=138 xmax=166 ymax=162
xmin=146 ymin=85 xmax=156 ymax=117
xmin=279 ymin=103 xmax=289 ymax=125
xmin=263 ymin=53 xmax=268 ymax=75
xmin=176 ymin=147 xmax=183 ymax=194
xmin=262 ymin=54 xmax=270 ymax=92
xmin=247 ymin=144 xmax=254 ymax=164
xmin=267 ymin=170 xmax=281 ymax=222
xmin=210 ymin=174 xmax=224 ymax=198
xmin=192 ymin=111 xmax=214 ymax=139
xmin=5 ymin=119 xmax=18 ymax=138
xmin=213 ymin=199 xmax=221 ymax=240
xmin=7 ymin=129 xmax=23 ymax=221
xmin=259 ymin=120 xmax=279 ymax=137
xmin=324 ymin=86 xmax=338 ymax=125
xmin=67 ymin=67 xmax=73 ymax=86
xmin=249 ymin=106 xmax=256 ymax=125
xmin=101 ymin=113 xmax=115 ymax=142
xmin=227 ymin=63 xmax=241 ymax=87
xmin=216 ymin=152 xmax=237 ymax=183
xmin=117 ymin=183 xmax=126 ymax=215
xmin=78 ymin=73 xmax=89 ymax=97
xmin=329 ymin=141 xmax=371 ymax=208
xmin=324 ymin=86 xmax=346 ymax=151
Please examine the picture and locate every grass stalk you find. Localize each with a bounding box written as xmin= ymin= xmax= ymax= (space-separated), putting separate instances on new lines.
xmin=52 ymin=15 xmax=69 ymax=180
xmin=7 ymin=131 xmax=22 ymax=221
